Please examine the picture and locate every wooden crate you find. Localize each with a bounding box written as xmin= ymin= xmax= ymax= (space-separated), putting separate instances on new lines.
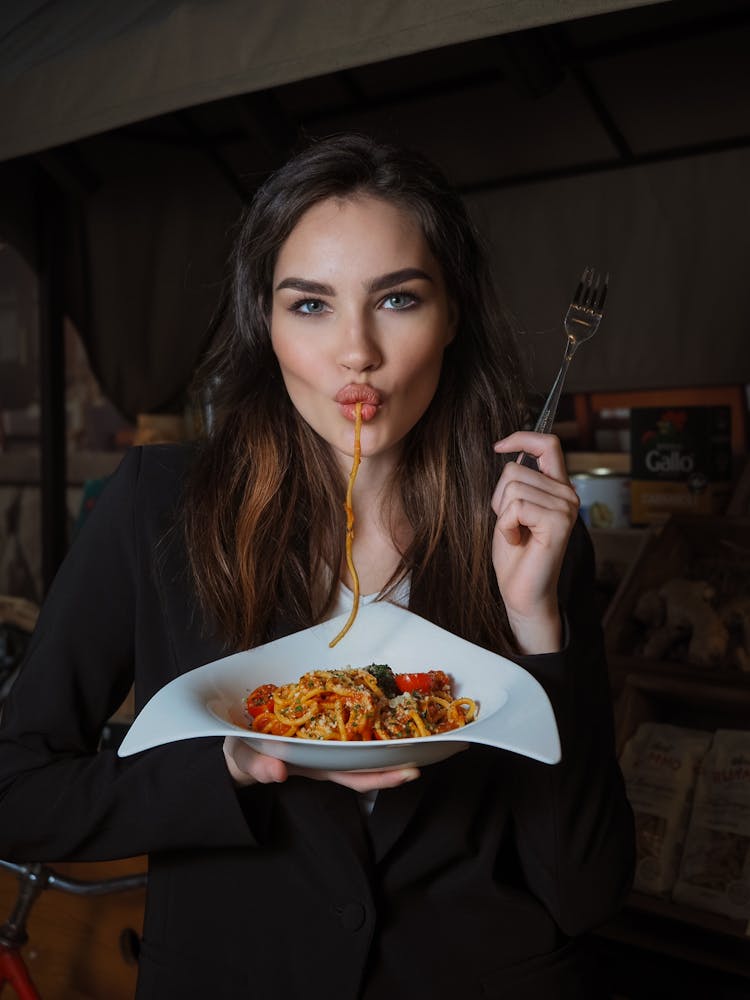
xmin=591 ymin=527 xmax=652 ymax=627
xmin=615 ymin=670 xmax=750 ymax=759
xmin=604 ymin=514 xmax=750 ymax=687
xmin=604 ymin=515 xmax=750 ymax=972
xmin=612 ymin=672 xmax=750 ymax=952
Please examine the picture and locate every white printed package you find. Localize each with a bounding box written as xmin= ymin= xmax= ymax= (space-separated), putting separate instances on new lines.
xmin=619 ymin=722 xmax=712 ymax=896
xmin=673 ymin=729 xmax=750 ymax=919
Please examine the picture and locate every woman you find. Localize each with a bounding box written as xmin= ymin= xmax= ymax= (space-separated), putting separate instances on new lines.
xmin=0 ymin=134 xmax=633 ymax=998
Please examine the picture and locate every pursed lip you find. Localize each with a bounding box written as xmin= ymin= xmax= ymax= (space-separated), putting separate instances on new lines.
xmin=334 ymin=384 xmax=383 ymax=422
xmin=334 ymin=384 xmax=383 ymax=405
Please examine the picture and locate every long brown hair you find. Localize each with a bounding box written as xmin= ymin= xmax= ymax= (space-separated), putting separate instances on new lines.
xmin=184 ymin=134 xmax=528 ymax=653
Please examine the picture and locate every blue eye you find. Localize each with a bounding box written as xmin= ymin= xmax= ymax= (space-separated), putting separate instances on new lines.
xmin=382 ymin=291 xmax=417 ymax=311
xmin=292 ymin=299 xmax=327 ymax=315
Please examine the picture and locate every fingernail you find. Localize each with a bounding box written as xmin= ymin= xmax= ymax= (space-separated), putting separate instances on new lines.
xmin=400 ymin=768 xmax=420 ymax=783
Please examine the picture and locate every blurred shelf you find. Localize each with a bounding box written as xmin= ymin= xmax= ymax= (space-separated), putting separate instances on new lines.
xmin=628 ymin=892 xmax=749 ymax=940
xmin=598 ymin=892 xmax=750 ymax=981
xmin=565 ymin=451 xmax=631 ymax=474
xmin=0 ymin=449 xmax=124 ymax=486
xmin=613 ymin=662 xmax=750 ymax=764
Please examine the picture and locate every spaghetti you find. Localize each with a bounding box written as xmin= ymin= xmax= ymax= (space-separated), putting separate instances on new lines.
xmin=244 ymin=664 xmax=477 ymax=741
xmin=329 ymin=401 xmax=363 ymax=648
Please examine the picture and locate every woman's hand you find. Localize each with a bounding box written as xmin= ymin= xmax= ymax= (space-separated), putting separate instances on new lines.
xmin=223 ymin=736 xmax=420 ymax=791
xmin=491 ymin=431 xmax=580 ymax=655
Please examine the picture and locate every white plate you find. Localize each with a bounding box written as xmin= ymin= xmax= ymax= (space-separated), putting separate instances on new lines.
xmin=118 ymin=603 xmax=560 ymax=769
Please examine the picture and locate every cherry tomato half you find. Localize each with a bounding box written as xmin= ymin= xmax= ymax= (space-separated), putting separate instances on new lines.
xmin=394 ymin=672 xmax=434 ymax=694
xmin=245 ymin=683 xmax=276 ymax=718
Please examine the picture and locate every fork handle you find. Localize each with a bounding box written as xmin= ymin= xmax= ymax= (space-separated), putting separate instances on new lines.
xmin=534 ymin=361 xmax=569 ymax=434
xmin=517 ymin=451 xmax=541 ymax=471
xmin=534 ymin=337 xmax=577 ymax=434
xmin=516 ymin=347 xmax=574 ymax=471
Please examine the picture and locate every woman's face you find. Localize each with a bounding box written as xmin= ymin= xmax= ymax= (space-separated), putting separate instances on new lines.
xmin=270 ymin=195 xmax=456 ymax=473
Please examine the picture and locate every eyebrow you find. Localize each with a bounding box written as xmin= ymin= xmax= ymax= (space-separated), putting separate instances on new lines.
xmin=274 ymin=268 xmax=434 ymax=296
xmin=367 ymin=268 xmax=434 ymax=293
xmin=275 ymin=277 xmax=334 ymax=295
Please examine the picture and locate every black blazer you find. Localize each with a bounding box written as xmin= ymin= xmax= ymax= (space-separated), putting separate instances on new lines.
xmin=0 ymin=446 xmax=634 ymax=999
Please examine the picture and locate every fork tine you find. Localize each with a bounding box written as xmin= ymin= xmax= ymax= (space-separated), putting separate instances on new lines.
xmin=585 ymin=269 xmax=601 ymax=308
xmin=573 ymin=266 xmax=591 ymax=305
xmin=571 ymin=265 xmax=609 ymax=311
xmin=596 ymin=272 xmax=609 ymax=311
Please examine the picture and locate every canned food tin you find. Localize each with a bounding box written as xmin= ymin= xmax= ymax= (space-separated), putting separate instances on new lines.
xmin=571 ymin=472 xmax=630 ymax=529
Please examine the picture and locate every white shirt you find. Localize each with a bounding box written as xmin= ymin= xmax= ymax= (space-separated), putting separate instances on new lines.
xmin=325 ymin=576 xmax=411 ymax=620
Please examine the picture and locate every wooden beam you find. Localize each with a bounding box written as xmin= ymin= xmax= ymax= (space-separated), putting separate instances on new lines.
xmin=36 ymin=172 xmax=68 ymax=592
xmin=174 ymin=110 xmax=251 ymax=202
xmin=458 ymin=132 xmax=750 ymax=194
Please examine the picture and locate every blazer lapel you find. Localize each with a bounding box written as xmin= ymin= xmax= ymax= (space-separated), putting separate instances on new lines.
xmin=281 ymin=777 xmax=375 ymax=893
xmin=154 ymin=522 xmax=227 ymax=675
xmin=367 ymin=767 xmax=433 ymax=863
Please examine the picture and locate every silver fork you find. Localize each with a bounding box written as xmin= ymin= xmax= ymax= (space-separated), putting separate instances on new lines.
xmin=518 ymin=266 xmax=608 ymax=469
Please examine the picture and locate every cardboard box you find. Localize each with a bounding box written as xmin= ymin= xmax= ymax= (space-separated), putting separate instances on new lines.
xmin=629 ymin=406 xmax=732 ymax=525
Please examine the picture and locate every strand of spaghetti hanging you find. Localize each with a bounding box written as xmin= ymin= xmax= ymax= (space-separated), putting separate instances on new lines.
xmin=329 ymin=401 xmax=363 ymax=647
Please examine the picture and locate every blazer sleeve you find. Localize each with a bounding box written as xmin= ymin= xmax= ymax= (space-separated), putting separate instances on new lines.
xmin=0 ymin=447 xmax=257 ymax=862
xmin=506 ymin=519 xmax=635 ymax=935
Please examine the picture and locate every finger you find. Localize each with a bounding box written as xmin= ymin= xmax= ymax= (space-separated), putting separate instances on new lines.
xmin=290 ymin=765 xmax=420 ymax=792
xmin=334 ymin=767 xmax=421 ymax=792
xmin=491 ymin=461 xmax=579 ymax=517
xmin=250 ymin=753 xmax=289 ymax=784
xmin=494 ymin=486 xmax=579 ymax=531
xmin=224 ymin=737 xmax=288 ymax=785
xmin=491 ymin=463 xmax=578 ymax=515
xmin=495 ymin=495 xmax=576 ymax=548
xmin=494 ymin=432 xmax=568 ymax=482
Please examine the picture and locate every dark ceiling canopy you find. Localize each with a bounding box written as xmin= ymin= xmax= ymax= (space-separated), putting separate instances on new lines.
xmin=1 ymin=0 xmax=749 ymax=424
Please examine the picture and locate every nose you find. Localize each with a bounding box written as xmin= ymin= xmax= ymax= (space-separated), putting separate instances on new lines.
xmin=337 ymin=312 xmax=382 ymax=373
